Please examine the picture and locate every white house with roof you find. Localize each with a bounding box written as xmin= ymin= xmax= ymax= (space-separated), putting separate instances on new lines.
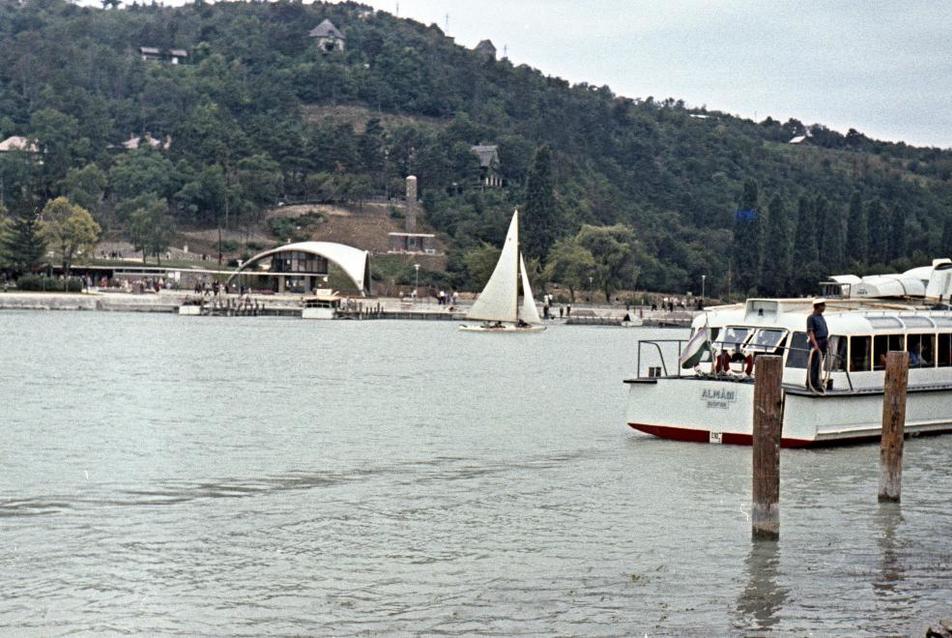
xmin=0 ymin=136 xmax=38 ymax=153
xmin=139 ymin=47 xmax=189 ymax=64
xmin=309 ymin=19 xmax=345 ymax=53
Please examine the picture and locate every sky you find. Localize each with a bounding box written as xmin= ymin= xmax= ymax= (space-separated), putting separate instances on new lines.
xmin=344 ymin=0 xmax=952 ymax=149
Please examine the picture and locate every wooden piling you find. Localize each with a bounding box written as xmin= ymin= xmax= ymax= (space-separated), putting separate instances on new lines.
xmin=879 ymin=351 xmax=909 ymax=502
xmin=752 ymin=355 xmax=783 ymax=541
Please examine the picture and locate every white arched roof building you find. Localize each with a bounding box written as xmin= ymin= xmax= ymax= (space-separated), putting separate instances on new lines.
xmin=228 ymin=241 xmax=371 ymax=295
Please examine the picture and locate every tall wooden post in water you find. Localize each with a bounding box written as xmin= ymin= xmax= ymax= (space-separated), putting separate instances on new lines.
xmin=752 ymin=355 xmax=783 ymax=540
xmin=879 ymin=351 xmax=909 ymax=502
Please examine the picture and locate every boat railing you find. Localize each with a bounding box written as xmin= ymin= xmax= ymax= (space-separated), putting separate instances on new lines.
xmin=635 ymin=339 xmax=854 ymax=393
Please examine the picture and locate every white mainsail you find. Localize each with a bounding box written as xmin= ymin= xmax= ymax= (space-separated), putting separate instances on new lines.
xmin=467 ymin=210 xmax=519 ymax=322
xmin=519 ymin=252 xmax=542 ymax=325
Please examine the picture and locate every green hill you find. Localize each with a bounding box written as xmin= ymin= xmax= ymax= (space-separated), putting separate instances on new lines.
xmin=1 ymin=0 xmax=951 ymax=297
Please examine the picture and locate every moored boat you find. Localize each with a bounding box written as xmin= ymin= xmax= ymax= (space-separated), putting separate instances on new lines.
xmin=625 ymin=260 xmax=952 ymax=446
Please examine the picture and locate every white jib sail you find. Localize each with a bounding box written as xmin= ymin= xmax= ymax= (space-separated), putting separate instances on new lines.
xmin=519 ymin=252 xmax=542 ymax=325
xmin=467 ymin=210 xmax=519 ymax=322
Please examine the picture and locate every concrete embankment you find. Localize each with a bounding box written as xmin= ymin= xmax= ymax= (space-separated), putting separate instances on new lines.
xmin=0 ymin=292 xmax=182 ymax=313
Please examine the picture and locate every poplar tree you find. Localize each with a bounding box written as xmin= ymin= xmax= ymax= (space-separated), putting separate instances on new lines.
xmin=846 ymin=192 xmax=867 ymax=265
xmin=792 ymin=196 xmax=819 ymax=293
xmin=731 ymin=179 xmax=762 ymax=294
xmin=523 ymin=145 xmax=557 ymax=264
xmin=761 ymin=194 xmax=790 ymax=296
xmin=818 ymin=197 xmax=845 ymax=272
xmin=867 ymin=199 xmax=887 ymax=264
xmin=887 ymin=206 xmax=906 ymax=263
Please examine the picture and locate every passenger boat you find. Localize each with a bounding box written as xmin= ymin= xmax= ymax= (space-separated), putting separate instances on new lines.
xmin=301 ymin=291 xmax=340 ymax=319
xmin=459 ymin=209 xmax=545 ymax=333
xmin=625 ymin=260 xmax=952 ymax=446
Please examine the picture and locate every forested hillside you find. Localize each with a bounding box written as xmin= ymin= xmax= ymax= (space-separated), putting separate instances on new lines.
xmin=2 ymin=0 xmax=951 ymax=297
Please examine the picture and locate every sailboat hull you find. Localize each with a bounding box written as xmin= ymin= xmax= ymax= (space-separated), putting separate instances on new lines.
xmin=458 ymin=323 xmax=547 ymax=333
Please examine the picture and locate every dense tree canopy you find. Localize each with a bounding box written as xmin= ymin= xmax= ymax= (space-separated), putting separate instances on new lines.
xmin=0 ymin=0 xmax=950 ymax=295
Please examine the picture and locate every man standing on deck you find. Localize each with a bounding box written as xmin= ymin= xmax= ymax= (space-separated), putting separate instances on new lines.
xmin=807 ymin=298 xmax=829 ymax=391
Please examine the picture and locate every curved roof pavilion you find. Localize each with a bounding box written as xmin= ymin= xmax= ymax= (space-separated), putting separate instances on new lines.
xmin=227 ymin=241 xmax=371 ymax=295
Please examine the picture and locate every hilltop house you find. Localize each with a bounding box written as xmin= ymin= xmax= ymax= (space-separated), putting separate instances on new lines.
xmin=474 ymin=39 xmax=496 ymax=61
xmin=471 ymin=144 xmax=502 ymax=188
xmin=117 ymin=133 xmax=171 ymax=151
xmin=0 ymin=135 xmax=38 ymax=153
xmin=309 ymin=19 xmax=346 ymax=53
xmin=139 ymin=47 xmax=189 ymax=65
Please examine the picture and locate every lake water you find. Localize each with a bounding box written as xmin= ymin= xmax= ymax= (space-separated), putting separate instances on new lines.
xmin=1 ymin=311 xmax=950 ymax=636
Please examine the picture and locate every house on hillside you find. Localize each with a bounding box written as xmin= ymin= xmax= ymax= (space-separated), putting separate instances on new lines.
xmin=471 ymin=144 xmax=502 ymax=188
xmin=474 ymin=39 xmax=496 ymax=61
xmin=0 ymin=135 xmax=38 ymax=153
xmin=139 ymin=47 xmax=189 ymax=64
xmin=388 ymin=232 xmax=436 ymax=255
xmin=117 ymin=133 xmax=172 ymax=151
xmin=309 ymin=19 xmax=346 ymax=53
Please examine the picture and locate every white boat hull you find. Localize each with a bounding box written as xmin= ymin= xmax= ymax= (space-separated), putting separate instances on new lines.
xmin=458 ymin=324 xmax=546 ymax=333
xmin=625 ymin=377 xmax=952 ymax=446
xmin=178 ymin=305 xmax=202 ymax=316
xmin=302 ymin=307 xmax=336 ymax=320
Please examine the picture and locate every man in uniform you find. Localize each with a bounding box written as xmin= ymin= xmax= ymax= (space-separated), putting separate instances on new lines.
xmin=807 ymin=298 xmax=829 ymax=391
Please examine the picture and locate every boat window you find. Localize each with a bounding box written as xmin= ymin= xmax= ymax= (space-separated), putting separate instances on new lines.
xmin=850 ymin=336 xmax=872 ymax=372
xmin=747 ymin=329 xmax=787 ymax=354
xmin=829 ymin=335 xmax=847 ymax=372
xmin=907 ymin=334 xmax=935 ymax=368
xmin=718 ymin=326 xmax=749 ymax=350
xmin=873 ymin=334 xmax=906 ymax=370
xmin=939 ymin=333 xmax=952 ymax=367
xmin=785 ymin=332 xmax=810 ymax=369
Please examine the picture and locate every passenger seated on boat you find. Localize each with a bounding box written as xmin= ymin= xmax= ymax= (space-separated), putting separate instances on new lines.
xmin=908 ymin=343 xmax=929 ymax=367
xmin=744 ymin=353 xmax=754 ymax=376
xmin=715 ymin=349 xmax=732 ymax=374
xmin=517 ymin=319 xmax=529 ymax=328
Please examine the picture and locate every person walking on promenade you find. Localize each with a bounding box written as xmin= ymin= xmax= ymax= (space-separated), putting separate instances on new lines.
xmin=807 ymin=298 xmax=829 ymax=391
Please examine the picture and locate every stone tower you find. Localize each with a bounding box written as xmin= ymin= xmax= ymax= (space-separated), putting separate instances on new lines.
xmin=405 ymin=175 xmax=418 ymax=233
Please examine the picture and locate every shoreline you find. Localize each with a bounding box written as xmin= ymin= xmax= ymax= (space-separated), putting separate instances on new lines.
xmin=0 ymin=291 xmax=697 ymax=326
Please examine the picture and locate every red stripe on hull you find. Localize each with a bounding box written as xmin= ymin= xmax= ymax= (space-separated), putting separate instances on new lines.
xmin=628 ymin=423 xmax=816 ymax=448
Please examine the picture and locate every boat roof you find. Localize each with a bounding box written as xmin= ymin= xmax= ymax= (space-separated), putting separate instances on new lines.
xmin=695 ymin=298 xmax=952 ymax=335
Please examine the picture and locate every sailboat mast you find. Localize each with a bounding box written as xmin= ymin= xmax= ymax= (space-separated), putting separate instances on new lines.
xmin=515 ymin=212 xmax=520 ymax=321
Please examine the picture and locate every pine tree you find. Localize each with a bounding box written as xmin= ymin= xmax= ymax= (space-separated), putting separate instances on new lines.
xmin=1 ymin=210 xmax=47 ymax=275
xmin=867 ymin=199 xmax=887 ymax=264
xmin=731 ymin=179 xmax=762 ymax=294
xmin=846 ymin=192 xmax=867 ymax=265
xmin=523 ymin=145 xmax=558 ymax=264
xmin=761 ymin=194 xmax=790 ymax=296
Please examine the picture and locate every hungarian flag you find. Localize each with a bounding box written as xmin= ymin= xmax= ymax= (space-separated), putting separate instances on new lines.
xmin=680 ymin=318 xmax=713 ymax=369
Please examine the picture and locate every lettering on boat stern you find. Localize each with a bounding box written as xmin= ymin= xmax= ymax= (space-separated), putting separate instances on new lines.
xmin=701 ymin=387 xmax=737 ymax=410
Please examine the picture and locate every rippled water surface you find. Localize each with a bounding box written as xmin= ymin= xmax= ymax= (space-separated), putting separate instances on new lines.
xmin=1 ymin=311 xmax=951 ymax=636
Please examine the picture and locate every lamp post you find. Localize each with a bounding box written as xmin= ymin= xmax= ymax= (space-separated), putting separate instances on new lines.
xmin=588 ymin=275 xmax=593 ymax=303
xmin=701 ymin=274 xmax=706 ymax=304
xmin=414 ymin=263 xmax=420 ymax=303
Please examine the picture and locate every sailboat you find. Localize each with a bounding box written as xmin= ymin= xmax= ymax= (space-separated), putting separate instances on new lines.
xmin=459 ymin=210 xmax=546 ymax=333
